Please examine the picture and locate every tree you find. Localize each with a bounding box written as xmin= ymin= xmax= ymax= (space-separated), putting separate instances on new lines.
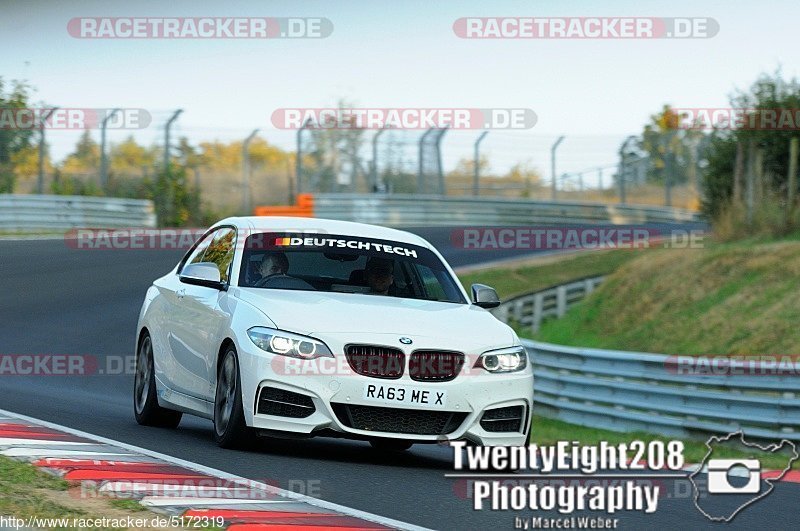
xmin=110 ymin=136 xmax=156 ymax=176
xmin=302 ymin=99 xmax=367 ymax=192
xmin=61 ymin=130 xmax=100 ymax=175
xmin=0 ymin=78 xmax=35 ymax=192
xmin=702 ymin=71 xmax=800 ymax=220
xmin=640 ymin=105 xmax=706 ymax=186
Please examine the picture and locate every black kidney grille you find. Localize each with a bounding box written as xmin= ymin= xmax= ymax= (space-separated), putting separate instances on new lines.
xmin=331 ymin=403 xmax=467 ymax=435
xmin=409 ymin=351 xmax=465 ymax=382
xmin=345 ymin=345 xmax=405 ymax=379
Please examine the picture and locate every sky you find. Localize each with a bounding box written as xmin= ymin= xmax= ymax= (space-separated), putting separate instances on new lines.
xmin=1 ymin=0 xmax=797 ymax=186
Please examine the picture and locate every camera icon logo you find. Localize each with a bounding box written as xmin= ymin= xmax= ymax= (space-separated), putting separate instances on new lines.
xmin=706 ymin=459 xmax=761 ymax=494
xmin=691 ymin=432 xmax=798 ymax=522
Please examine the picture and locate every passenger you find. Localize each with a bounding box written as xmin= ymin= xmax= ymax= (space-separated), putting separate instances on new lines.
xmin=258 ymin=251 xmax=289 ymax=279
xmin=364 ymin=257 xmax=394 ymax=295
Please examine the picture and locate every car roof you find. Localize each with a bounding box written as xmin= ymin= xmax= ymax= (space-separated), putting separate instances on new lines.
xmin=215 ymin=216 xmax=431 ymax=248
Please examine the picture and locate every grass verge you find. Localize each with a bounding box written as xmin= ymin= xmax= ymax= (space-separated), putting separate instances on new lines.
xmin=457 ymin=248 xmax=640 ymax=299
xmin=534 ymin=236 xmax=800 ymax=355
xmin=0 ymin=455 xmax=206 ymax=530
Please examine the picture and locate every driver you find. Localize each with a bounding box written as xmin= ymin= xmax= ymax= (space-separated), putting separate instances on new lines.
xmin=364 ymin=257 xmax=394 ymax=295
xmin=258 ymin=251 xmax=289 ymax=280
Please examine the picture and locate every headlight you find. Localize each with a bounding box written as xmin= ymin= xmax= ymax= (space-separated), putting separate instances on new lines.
xmin=474 ymin=346 xmax=527 ymax=373
xmin=247 ymin=327 xmax=333 ymax=360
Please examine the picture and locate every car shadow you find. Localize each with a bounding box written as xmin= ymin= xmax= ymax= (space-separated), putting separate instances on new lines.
xmin=172 ymin=419 xmax=455 ymax=470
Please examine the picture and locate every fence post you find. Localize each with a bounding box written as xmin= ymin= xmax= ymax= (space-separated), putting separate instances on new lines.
xmin=664 ymin=133 xmax=674 ymax=207
xmin=532 ymin=293 xmax=544 ymax=334
xmin=417 ymin=128 xmax=433 ymax=194
xmin=556 ymin=285 xmax=567 ymax=317
xmin=733 ymin=141 xmax=744 ymax=203
xmin=755 ymin=148 xmax=765 ymax=204
xmin=512 ymin=299 xmax=524 ymax=329
xmin=551 ymin=136 xmax=565 ymax=200
xmin=494 ymin=304 xmax=508 ymax=323
xmin=787 ymin=138 xmax=799 ymax=221
xmin=746 ymin=140 xmax=755 ymax=226
xmin=36 ymin=107 xmax=59 ymax=194
xmin=242 ymin=129 xmax=259 ymax=215
xmin=100 ymin=108 xmax=121 ymax=192
xmin=584 ymin=278 xmax=596 ymax=295
xmin=473 ymin=131 xmax=489 ymax=196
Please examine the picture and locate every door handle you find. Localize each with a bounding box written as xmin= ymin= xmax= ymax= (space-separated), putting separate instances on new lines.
xmin=177 ymin=289 xmax=186 ymax=299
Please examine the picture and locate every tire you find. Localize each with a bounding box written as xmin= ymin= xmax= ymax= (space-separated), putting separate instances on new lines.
xmin=134 ymin=333 xmax=182 ymax=428
xmin=369 ymin=438 xmax=413 ymax=452
xmin=213 ymin=346 xmax=255 ymax=448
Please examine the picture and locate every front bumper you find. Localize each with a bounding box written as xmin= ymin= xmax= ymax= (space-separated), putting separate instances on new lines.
xmin=237 ymin=333 xmax=533 ymax=446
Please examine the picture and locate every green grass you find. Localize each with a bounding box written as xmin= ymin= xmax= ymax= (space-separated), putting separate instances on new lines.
xmin=0 ymin=455 xmax=70 ymax=491
xmin=0 ymin=455 xmax=115 ymax=530
xmin=0 ymin=455 xmax=212 ymax=529
xmin=458 ymin=248 xmax=639 ymax=299
xmin=107 ymin=499 xmax=148 ymax=512
xmin=534 ymin=237 xmax=800 ymax=355
xmin=531 ymin=416 xmax=798 ymax=470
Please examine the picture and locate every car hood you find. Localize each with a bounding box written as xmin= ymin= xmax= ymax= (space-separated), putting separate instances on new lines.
xmin=235 ymin=287 xmax=515 ymax=347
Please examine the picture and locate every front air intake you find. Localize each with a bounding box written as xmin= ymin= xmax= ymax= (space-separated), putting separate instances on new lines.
xmin=257 ymin=387 xmax=315 ymax=418
xmin=331 ymin=403 xmax=467 ymax=435
xmin=480 ymin=405 xmax=525 ymax=433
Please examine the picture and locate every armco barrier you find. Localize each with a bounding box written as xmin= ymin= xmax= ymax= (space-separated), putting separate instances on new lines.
xmin=0 ymin=194 xmax=156 ymax=231
xmin=310 ymin=194 xmax=702 ymax=226
xmin=492 ymin=276 xmax=604 ymax=333
xmin=493 ymin=276 xmax=798 ymax=441
xmin=523 ymin=339 xmax=800 ymax=441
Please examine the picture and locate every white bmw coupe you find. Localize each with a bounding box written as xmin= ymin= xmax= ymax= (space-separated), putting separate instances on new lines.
xmin=134 ymin=217 xmax=533 ymax=450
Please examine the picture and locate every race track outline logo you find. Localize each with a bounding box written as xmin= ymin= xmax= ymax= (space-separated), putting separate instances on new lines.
xmin=689 ymin=431 xmax=799 ymax=522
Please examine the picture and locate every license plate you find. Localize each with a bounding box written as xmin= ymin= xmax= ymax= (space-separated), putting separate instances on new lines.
xmin=362 ymin=383 xmax=448 ymax=409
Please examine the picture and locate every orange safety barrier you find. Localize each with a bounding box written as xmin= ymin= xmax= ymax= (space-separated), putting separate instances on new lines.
xmin=253 ymin=193 xmax=314 ymax=217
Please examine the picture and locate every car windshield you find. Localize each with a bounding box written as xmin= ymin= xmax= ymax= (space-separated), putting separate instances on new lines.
xmin=238 ymin=232 xmax=466 ymax=304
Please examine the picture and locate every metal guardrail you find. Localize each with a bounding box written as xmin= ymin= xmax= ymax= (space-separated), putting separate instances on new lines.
xmin=313 ymin=194 xmax=703 ymax=226
xmin=0 ymin=194 xmax=156 ymax=231
xmin=490 ymin=276 xmax=798 ymax=441
xmin=491 ymin=276 xmax=604 ymax=333
xmin=523 ymin=339 xmax=800 ymax=441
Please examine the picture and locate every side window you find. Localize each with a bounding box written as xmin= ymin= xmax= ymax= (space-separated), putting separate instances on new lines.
xmin=416 ymin=264 xmax=447 ymax=301
xmin=203 ymin=228 xmax=236 ymax=283
xmin=183 ymin=231 xmax=216 ymax=269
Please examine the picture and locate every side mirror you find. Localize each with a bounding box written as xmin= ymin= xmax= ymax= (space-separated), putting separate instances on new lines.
xmin=180 ymin=262 xmax=226 ymax=291
xmin=471 ymin=283 xmax=500 ymax=309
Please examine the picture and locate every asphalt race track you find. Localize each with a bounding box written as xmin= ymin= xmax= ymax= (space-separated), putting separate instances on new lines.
xmin=3 ymin=223 xmax=796 ymax=530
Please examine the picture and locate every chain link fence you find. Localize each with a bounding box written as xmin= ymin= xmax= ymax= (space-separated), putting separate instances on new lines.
xmin=18 ymin=112 xmax=713 ymax=219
